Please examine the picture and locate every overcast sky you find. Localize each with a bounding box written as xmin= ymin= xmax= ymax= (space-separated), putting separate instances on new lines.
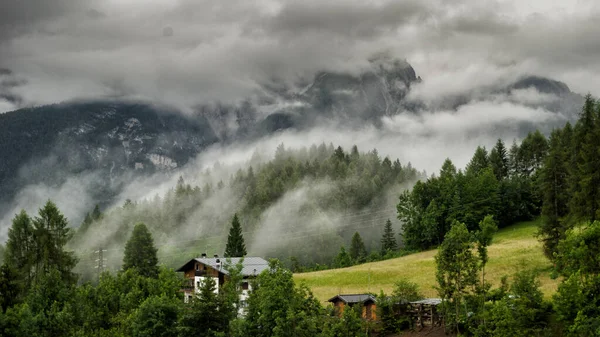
xmin=0 ymin=0 xmax=599 ymax=112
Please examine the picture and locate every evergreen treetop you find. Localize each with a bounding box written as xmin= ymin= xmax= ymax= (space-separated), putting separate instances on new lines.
xmin=224 ymin=213 xmax=247 ymax=257
xmin=381 ymin=219 xmax=398 ymax=254
xmin=349 ymin=232 xmax=367 ymax=263
xmin=123 ymin=223 xmax=159 ymax=278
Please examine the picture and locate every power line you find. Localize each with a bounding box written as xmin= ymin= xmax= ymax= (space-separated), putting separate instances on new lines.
xmin=94 ymin=247 xmax=107 ymax=281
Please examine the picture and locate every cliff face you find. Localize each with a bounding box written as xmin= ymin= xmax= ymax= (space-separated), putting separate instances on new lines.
xmin=0 ymin=101 xmax=218 ymax=208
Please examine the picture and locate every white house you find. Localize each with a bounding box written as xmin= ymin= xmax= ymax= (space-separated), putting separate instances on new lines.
xmin=176 ymin=255 xmax=269 ymax=315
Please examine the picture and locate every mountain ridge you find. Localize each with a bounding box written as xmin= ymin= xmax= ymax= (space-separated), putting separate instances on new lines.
xmin=0 ymin=61 xmax=584 ymax=227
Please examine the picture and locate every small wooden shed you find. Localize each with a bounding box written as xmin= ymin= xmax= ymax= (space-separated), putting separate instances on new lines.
xmin=328 ymin=294 xmax=377 ymax=320
xmin=408 ymin=298 xmax=443 ymax=328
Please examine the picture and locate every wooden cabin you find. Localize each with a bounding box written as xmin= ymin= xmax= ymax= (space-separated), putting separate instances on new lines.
xmin=176 ymin=255 xmax=269 ymax=314
xmin=328 ymin=294 xmax=377 ymax=320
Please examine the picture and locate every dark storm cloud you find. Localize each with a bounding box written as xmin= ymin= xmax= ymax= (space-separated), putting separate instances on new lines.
xmin=0 ymin=0 xmax=101 ymax=39
xmin=0 ymin=0 xmax=599 ymax=112
xmin=262 ymin=0 xmax=431 ymax=39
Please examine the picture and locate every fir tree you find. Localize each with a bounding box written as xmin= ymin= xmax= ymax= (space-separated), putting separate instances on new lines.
xmin=334 ymin=246 xmax=353 ymax=268
xmin=489 ymin=139 xmax=509 ymax=180
xmin=466 ymin=146 xmax=489 ymax=176
xmin=381 ymin=219 xmax=398 ymax=254
xmin=539 ymin=129 xmax=570 ymax=260
xmin=349 ymin=232 xmax=367 ymax=263
xmin=4 ymin=210 xmax=34 ymax=291
xmin=32 ymin=200 xmax=78 ymax=286
xmin=91 ymin=204 xmax=102 ymax=221
xmin=123 ymin=223 xmax=159 ymax=278
xmin=224 ymin=213 xmax=247 ymax=257
xmin=570 ymin=95 xmax=600 ymax=223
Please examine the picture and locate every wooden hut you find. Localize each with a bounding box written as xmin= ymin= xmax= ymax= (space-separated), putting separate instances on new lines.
xmin=328 ymin=294 xmax=378 ymax=320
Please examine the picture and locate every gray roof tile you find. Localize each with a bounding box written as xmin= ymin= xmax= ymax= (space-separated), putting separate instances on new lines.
xmin=179 ymin=257 xmax=270 ymax=277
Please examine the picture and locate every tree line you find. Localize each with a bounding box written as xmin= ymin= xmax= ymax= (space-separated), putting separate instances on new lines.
xmin=425 ymin=95 xmax=600 ymax=336
xmin=0 ymin=201 xmax=387 ymax=336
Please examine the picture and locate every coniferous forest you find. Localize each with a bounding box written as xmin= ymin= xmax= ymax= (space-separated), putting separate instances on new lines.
xmin=1 ymin=96 xmax=600 ymax=336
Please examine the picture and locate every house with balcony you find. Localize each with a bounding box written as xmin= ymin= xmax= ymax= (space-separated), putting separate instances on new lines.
xmin=176 ymin=254 xmax=269 ymax=314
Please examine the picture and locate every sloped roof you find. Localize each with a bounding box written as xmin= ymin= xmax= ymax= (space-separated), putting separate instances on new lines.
xmin=328 ymin=294 xmax=376 ymax=304
xmin=176 ymin=257 xmax=270 ymax=277
xmin=410 ymin=298 xmax=442 ymax=305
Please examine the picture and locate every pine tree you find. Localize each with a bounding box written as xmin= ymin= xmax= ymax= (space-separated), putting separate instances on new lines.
xmin=32 ymin=200 xmax=78 ymax=286
xmin=91 ymin=204 xmax=102 ymax=221
xmin=349 ymin=232 xmax=367 ymax=263
xmin=508 ymin=140 xmax=521 ymax=177
xmin=539 ymin=129 xmax=570 ymax=259
xmin=381 ymin=219 xmax=398 ymax=254
xmin=570 ymin=95 xmax=600 ymax=223
xmin=5 ymin=210 xmax=34 ymax=291
xmin=466 ymin=146 xmax=489 ymax=176
xmin=334 ymin=246 xmax=353 ymax=268
xmin=224 ymin=213 xmax=247 ymax=257
xmin=489 ymin=139 xmax=509 ymax=180
xmin=123 ymin=223 xmax=159 ymax=278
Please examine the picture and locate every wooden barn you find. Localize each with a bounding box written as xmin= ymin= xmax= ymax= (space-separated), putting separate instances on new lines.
xmin=328 ymin=294 xmax=377 ymax=320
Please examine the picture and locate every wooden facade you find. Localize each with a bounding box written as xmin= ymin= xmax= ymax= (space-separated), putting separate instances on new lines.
xmin=176 ymin=256 xmax=270 ymax=313
xmin=408 ymin=298 xmax=443 ymax=328
xmin=328 ymin=294 xmax=377 ymax=321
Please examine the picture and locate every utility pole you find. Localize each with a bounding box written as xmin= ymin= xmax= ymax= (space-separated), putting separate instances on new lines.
xmin=94 ymin=248 xmax=107 ymax=282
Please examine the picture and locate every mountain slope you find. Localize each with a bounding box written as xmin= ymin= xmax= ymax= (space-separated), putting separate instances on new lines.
xmin=0 ymin=101 xmax=218 ymax=208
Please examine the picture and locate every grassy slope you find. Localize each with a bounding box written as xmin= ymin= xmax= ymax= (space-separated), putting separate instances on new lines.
xmin=294 ymin=219 xmax=560 ymax=302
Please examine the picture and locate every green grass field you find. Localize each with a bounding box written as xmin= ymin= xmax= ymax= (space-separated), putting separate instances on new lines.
xmin=293 ymin=219 xmax=560 ymax=302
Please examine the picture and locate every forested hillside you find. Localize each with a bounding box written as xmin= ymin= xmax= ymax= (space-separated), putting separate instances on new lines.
xmin=70 ymin=143 xmax=423 ymax=279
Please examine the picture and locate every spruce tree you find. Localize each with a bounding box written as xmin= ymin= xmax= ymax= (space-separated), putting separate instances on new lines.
xmin=381 ymin=219 xmax=398 ymax=254
xmin=5 ymin=210 xmax=34 ymax=291
xmin=570 ymin=95 xmax=600 ymax=223
xmin=489 ymin=139 xmax=509 ymax=180
xmin=508 ymin=140 xmax=521 ymax=177
xmin=32 ymin=200 xmax=78 ymax=286
xmin=466 ymin=146 xmax=489 ymax=176
xmin=123 ymin=223 xmax=159 ymax=278
xmin=91 ymin=204 xmax=102 ymax=221
xmin=349 ymin=232 xmax=367 ymax=263
xmin=334 ymin=246 xmax=353 ymax=268
xmin=224 ymin=213 xmax=247 ymax=257
xmin=539 ymin=129 xmax=570 ymax=259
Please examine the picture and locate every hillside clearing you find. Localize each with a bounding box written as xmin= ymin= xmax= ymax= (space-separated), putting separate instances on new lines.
xmin=293 ymin=219 xmax=560 ymax=302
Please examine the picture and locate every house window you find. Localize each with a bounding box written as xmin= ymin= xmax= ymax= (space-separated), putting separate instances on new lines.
xmin=197 ymin=281 xmax=201 ymax=288
xmin=195 ymin=264 xmax=199 ymax=271
xmin=242 ymin=282 xmax=249 ymax=290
